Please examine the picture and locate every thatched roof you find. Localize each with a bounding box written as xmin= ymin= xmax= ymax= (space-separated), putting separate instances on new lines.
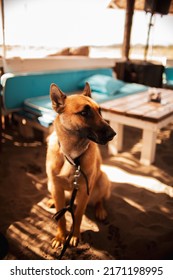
xmin=108 ymin=0 xmax=173 ymax=14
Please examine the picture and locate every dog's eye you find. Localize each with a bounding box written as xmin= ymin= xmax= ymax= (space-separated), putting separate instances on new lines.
xmin=78 ymin=105 xmax=91 ymax=117
xmin=79 ymin=110 xmax=88 ymax=117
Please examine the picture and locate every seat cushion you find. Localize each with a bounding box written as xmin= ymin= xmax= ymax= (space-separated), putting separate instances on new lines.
xmin=23 ymin=82 xmax=148 ymax=127
xmin=118 ymin=83 xmax=148 ymax=96
xmin=24 ymin=95 xmax=56 ymax=126
xmin=23 ymin=93 xmax=115 ymax=127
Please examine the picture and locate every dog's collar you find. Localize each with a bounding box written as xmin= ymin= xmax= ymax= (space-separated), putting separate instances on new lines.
xmin=64 ymin=153 xmax=80 ymax=167
xmin=58 ymin=141 xmax=89 ymax=196
xmin=58 ymin=141 xmax=89 ymax=167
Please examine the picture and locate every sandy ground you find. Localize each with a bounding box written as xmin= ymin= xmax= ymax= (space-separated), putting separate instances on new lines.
xmin=0 ymin=121 xmax=173 ymax=260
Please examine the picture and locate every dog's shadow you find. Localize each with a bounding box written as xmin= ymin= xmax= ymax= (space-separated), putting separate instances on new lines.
xmin=64 ymin=181 xmax=173 ymax=260
xmin=81 ymin=207 xmax=123 ymax=260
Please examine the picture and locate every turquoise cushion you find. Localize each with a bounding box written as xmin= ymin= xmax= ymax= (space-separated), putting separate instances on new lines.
xmin=79 ymin=74 xmax=125 ymax=95
xmin=165 ymin=67 xmax=173 ymax=82
xmin=24 ymin=95 xmax=56 ymax=126
xmin=91 ymin=91 xmax=118 ymax=103
xmin=118 ymin=83 xmax=148 ymax=95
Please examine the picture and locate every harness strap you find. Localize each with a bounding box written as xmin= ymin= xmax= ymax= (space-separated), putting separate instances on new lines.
xmin=53 ymin=156 xmax=89 ymax=259
xmin=80 ymin=169 xmax=89 ymax=195
xmin=53 ymin=187 xmax=77 ymax=259
xmin=65 ymin=155 xmax=89 ymax=195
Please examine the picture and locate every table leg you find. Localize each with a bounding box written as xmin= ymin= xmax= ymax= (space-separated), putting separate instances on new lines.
xmin=140 ymin=129 xmax=157 ymax=165
xmin=108 ymin=122 xmax=124 ymax=155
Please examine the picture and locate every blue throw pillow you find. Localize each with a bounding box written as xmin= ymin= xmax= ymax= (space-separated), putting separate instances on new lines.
xmin=118 ymin=83 xmax=148 ymax=95
xmin=79 ymin=74 xmax=125 ymax=95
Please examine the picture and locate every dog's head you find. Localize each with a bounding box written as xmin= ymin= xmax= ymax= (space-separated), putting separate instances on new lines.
xmin=50 ymin=83 xmax=116 ymax=145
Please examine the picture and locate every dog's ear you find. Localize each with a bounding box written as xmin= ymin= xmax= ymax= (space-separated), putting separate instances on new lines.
xmin=83 ymin=82 xmax=91 ymax=98
xmin=50 ymin=83 xmax=66 ymax=113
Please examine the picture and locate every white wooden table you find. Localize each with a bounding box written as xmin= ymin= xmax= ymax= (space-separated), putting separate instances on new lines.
xmin=101 ymin=89 xmax=173 ymax=165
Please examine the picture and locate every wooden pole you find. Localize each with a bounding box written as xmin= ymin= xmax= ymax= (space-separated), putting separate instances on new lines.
xmin=122 ymin=0 xmax=135 ymax=60
xmin=144 ymin=13 xmax=154 ymax=61
xmin=0 ymin=0 xmax=5 ymax=59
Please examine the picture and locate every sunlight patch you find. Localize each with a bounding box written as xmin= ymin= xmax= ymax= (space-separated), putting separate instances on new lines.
xmin=101 ymin=164 xmax=173 ymax=197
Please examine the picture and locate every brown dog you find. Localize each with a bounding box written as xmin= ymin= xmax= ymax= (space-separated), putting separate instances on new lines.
xmin=46 ymin=82 xmax=116 ymax=248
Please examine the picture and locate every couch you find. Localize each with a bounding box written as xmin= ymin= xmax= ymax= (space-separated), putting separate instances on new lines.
xmin=1 ymin=67 xmax=148 ymax=139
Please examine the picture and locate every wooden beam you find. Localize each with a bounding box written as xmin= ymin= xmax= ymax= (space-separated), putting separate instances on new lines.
xmin=122 ymin=0 xmax=135 ymax=60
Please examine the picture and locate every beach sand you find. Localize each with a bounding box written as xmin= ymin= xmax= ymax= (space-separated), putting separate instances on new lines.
xmin=0 ymin=122 xmax=173 ymax=260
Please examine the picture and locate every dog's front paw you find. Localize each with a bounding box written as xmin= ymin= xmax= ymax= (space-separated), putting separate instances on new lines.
xmin=69 ymin=235 xmax=79 ymax=247
xmin=52 ymin=233 xmax=66 ymax=249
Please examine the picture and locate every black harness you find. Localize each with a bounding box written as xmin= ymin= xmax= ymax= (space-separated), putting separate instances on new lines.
xmin=53 ymin=155 xmax=89 ymax=259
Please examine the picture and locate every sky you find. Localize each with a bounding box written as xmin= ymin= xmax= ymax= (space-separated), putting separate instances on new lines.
xmin=1 ymin=0 xmax=173 ymax=48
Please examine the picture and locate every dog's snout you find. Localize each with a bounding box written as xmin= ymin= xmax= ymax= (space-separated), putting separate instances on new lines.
xmin=105 ymin=127 xmax=116 ymax=141
xmin=95 ymin=124 xmax=116 ymax=145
